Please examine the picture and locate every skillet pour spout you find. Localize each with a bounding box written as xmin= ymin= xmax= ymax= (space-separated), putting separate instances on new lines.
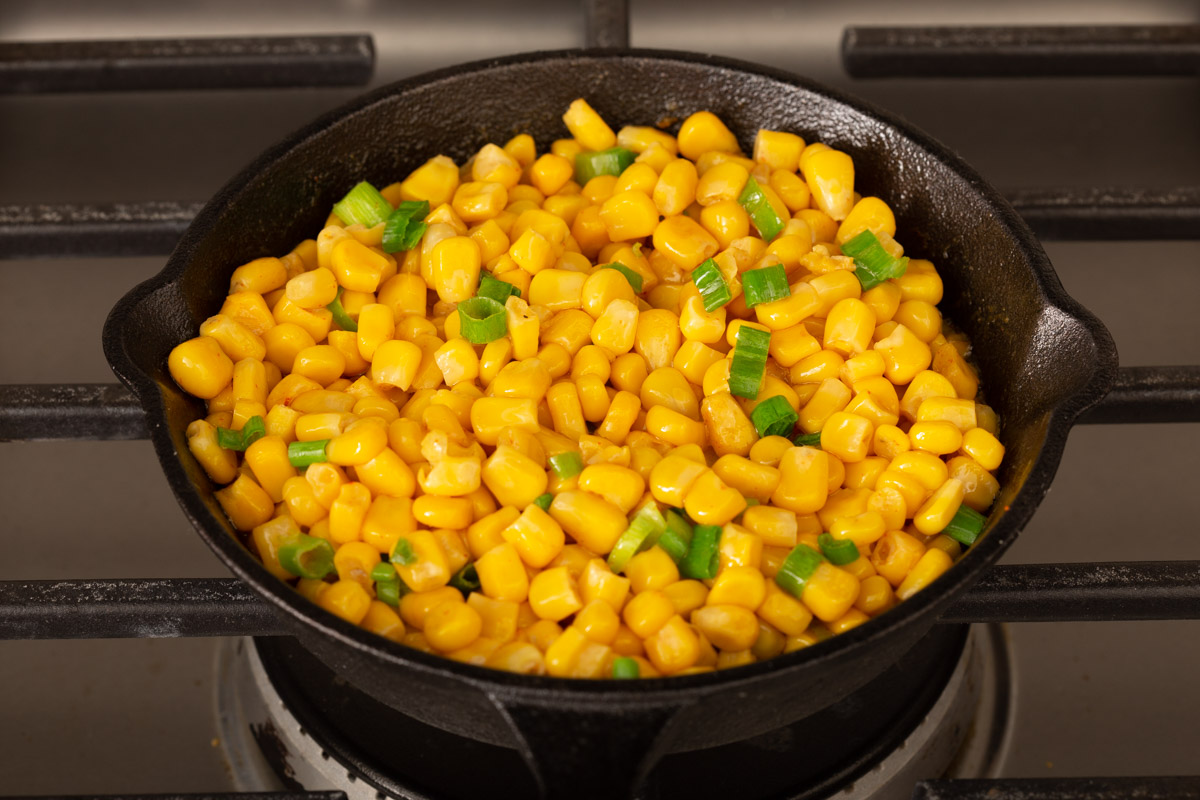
xmin=102 ymin=50 xmax=1116 ymax=799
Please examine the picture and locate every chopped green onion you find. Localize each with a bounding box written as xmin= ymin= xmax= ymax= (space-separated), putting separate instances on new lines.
xmin=775 ymin=544 xmax=824 ymax=599
xmin=327 ymin=288 xmax=358 ymax=332
xmin=457 ymin=297 xmax=508 ymax=344
xmin=750 ymin=395 xmax=799 ymax=438
xmin=841 ymin=229 xmax=909 ymax=290
xmin=375 ymin=579 xmax=404 ymax=607
xmin=657 ymin=510 xmax=693 ymax=564
xmin=241 ymin=415 xmax=267 ymax=448
xmin=818 ymin=533 xmax=860 ymax=566
xmin=477 ymin=272 xmax=521 ymax=304
xmin=728 ymin=325 xmax=771 ymax=400
xmin=744 ymin=498 xmax=761 ymax=507
xmin=737 ymin=177 xmax=785 ymax=242
xmin=943 ymin=504 xmax=987 ymax=547
xmin=680 ymin=525 xmax=721 ymax=581
xmin=278 ymin=535 xmax=335 ymax=580
xmin=690 ymin=258 xmax=732 ymax=312
xmin=793 ymin=432 xmax=822 ymax=448
xmin=450 ymin=563 xmax=481 ymax=595
xmin=371 ymin=562 xmax=398 ymax=583
xmin=611 ymin=656 xmax=640 ymax=679
xmin=392 ymin=538 xmax=418 ymax=566
xmin=381 ymin=200 xmax=430 ymax=253
xmin=741 ymin=263 xmax=789 ymax=307
xmin=533 ymin=493 xmax=554 ymax=512
xmin=287 ymin=439 xmax=329 ymax=467
xmin=216 ymin=426 xmax=246 ymax=451
xmin=575 ymin=147 xmax=636 ymax=184
xmin=600 ymin=262 xmax=644 ymax=293
xmin=548 ymin=451 xmax=583 ymax=479
xmin=332 ymin=181 xmax=394 ymax=228
xmin=607 ymin=504 xmax=667 ymax=573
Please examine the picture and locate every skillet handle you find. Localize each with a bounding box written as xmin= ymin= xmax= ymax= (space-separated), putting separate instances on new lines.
xmin=487 ymin=692 xmax=687 ymax=799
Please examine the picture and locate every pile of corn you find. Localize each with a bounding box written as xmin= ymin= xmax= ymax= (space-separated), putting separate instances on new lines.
xmin=168 ymin=99 xmax=1003 ymax=679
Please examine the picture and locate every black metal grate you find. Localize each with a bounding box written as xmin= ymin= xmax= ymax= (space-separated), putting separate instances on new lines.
xmin=1 ymin=6 xmax=1199 ymax=800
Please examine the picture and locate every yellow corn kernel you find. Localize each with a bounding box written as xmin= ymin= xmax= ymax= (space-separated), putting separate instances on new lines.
xmin=681 ymin=469 xmax=745 ymax=527
xmin=694 ymin=161 xmax=749 ymax=207
xmin=648 ymin=455 xmax=709 ymax=507
xmin=874 ymin=324 xmax=932 ymax=385
xmin=328 ymin=481 xmax=372 ymax=544
xmin=631 ymin=311 xmax=681 ymax=374
xmin=398 ymin=155 xmax=459 ymax=206
xmin=305 ymin=462 xmax=347 ymax=509
xmin=819 ymin=411 xmax=874 ymax=463
xmin=185 ymin=419 xmax=238 ymax=484
xmin=429 ymin=338 xmax=476 ymax=388
xmin=662 ymin=580 xmax=708 ymax=617
xmin=711 ymin=455 xmax=780 ymax=504
xmin=169 ymin=336 xmax=234 ymax=399
xmin=947 ymin=455 xmax=1000 ymax=513
xmin=961 ymin=427 xmax=1005 ymax=471
xmin=316 ymin=579 xmax=372 ymax=625
xmin=678 ymin=288 xmax=728 ymax=344
xmin=392 ymin=528 xmax=452 ymax=593
xmin=614 ymin=162 xmax=659 ymax=195
xmin=576 ymin=374 xmax=611 ymax=424
xmin=249 ymin=516 xmax=299 ymax=580
xmin=622 ymin=589 xmax=676 ymax=638
xmin=653 ymin=159 xmax=700 ymax=217
xmin=356 ymin=447 xmax=417 ymax=499
xmin=754 ymin=282 xmax=822 ymax=331
xmin=525 ymin=153 xmax=571 ymax=197
xmin=505 ymin=296 xmax=540 ymax=360
xmin=889 ymin=452 xmax=949 ymax=496
xmin=467 ymin=397 xmax=537 ymax=447
xmin=567 ymin=598 xmax=618 ymax=645
xmin=599 ymin=190 xmax=659 ymax=242
xmin=893 ymin=300 xmax=942 ymax=343
xmin=468 ymin=143 xmax=520 ymax=189
xmin=753 ymin=129 xmax=804 ymax=172
xmin=672 ymin=340 xmax=723 ymax=385
xmin=527 ymin=566 xmax=584 ymax=622
xmin=357 ymin=600 xmax=405 ymax=643
xmin=861 ymin=281 xmax=902 ymax=325
xmin=689 ymin=604 xmax=756 ymax=652
xmin=571 ymin=344 xmax=613 ymax=381
xmin=716 ymin=525 xmax=763 ymax=573
xmin=479 ymin=444 xmax=547 ymax=509
xmin=543 ymin=381 xmax=586 ymax=441
xmin=755 ymin=580 xmax=811 ymax=636
xmin=591 ymin=389 xmax=637 ymax=445
xmin=899 ymin=370 xmax=958 ymax=421
xmin=677 ymin=110 xmax=740 ymax=161
xmin=870 ymin=423 xmax=908 ymax=460
xmin=765 ymin=325 xmax=818 ymax=370
xmin=410 ymin=496 xmax=471 ymax=532
xmin=332 ymin=540 xmax=381 ymax=590
xmin=220 ymin=290 xmax=277 ymax=338
xmin=579 ymin=558 xmax=632 ymax=611
xmin=452 ymin=181 xmax=507 ymax=225
xmin=358 ymin=495 xmax=416 ymax=555
xmin=563 ymin=98 xmax=616 ymax=151
xmin=215 ymin=473 xmax=274 ymax=531
xmin=695 ymin=392 xmax=753 ymax=457
xmin=614 ymin=125 xmax=677 ymax=156
xmin=751 ymin=619 xmax=787 ymax=659
xmin=465 ymin=593 xmax=519 ymax=643
xmin=907 ymin=421 xmax=961 ymax=456
xmin=699 ymin=200 xmax=750 ymax=249
xmin=500 ymin=504 xmax=565 ymax=569
xmin=323 ymin=418 xmax=386 ymax=468
xmin=262 ymin=322 xmax=315 ymax=373
xmin=828 ymin=511 xmax=886 ymax=551
xmin=916 ymin=397 xmax=978 ymax=435
xmin=399 ymin=585 xmax=463 ymax=630
xmin=737 ymin=504 xmax=795 ymax=548
xmin=892 ymin=259 xmax=943 ymax=304
xmin=912 ymin=478 xmax=966 ymax=536
xmin=547 ymin=491 xmax=628 ymax=555
xmin=771 ymin=446 xmax=829 ymax=514
xmin=200 ymin=314 xmax=267 ymax=364
xmin=286 ymin=346 xmax=342 ymax=387
xmin=574 ymin=464 xmax=642 ymax=515
xmin=242 ymin=434 xmax=296 ymax=503
xmin=543 ymin=626 xmax=589 ymax=677
xmin=467 ymin=506 xmax=519 ymax=559
xmin=610 ymin=626 xmax=645 ymax=659
xmin=896 ymin=547 xmax=954 ymax=601
xmin=852 ymin=574 xmax=894 ymax=615
xmin=872 ymin=529 xmax=927 ymax=587
xmin=624 ymin=547 xmax=680 ymax=594
xmin=228 ymin=256 xmax=286 ymax=296
xmin=424 ymin=600 xmax=483 ymax=652
xmin=477 ymin=339 xmax=514 ymax=388
xmin=330 ymin=237 xmax=388 ymax=293
xmin=800 ymin=148 xmax=855 ymax=221
xmin=350 ymin=303 xmax=391 ymax=363
xmin=282 ymin=266 xmax=336 ymax=309
xmin=932 ymin=341 xmax=980 ymax=401
xmin=642 ymin=405 xmax=703 ymax=449
xmin=823 ymin=298 xmax=876 ymax=357
xmin=799 ymin=562 xmax=861 ymax=623
xmin=705 ymin=565 xmax=764 ymax=611
xmin=427 ymin=235 xmax=480 ymax=303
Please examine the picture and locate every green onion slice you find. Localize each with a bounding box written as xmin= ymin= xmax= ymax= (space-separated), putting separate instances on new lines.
xmin=216 ymin=426 xmax=246 ymax=451
xmin=457 ymin=296 xmax=508 ymax=344
xmin=327 ymin=288 xmax=358 ymax=332
xmin=741 ymin=264 xmax=789 ymax=307
xmin=381 ymin=200 xmax=430 ymax=254
xmin=793 ymin=432 xmax=822 ymax=448
xmin=392 ymin=538 xmax=418 ymax=566
xmin=656 ymin=510 xmax=694 ymax=564
xmin=737 ymin=176 xmax=785 ymax=242
xmin=477 ymin=272 xmax=521 ymax=304
xmin=607 ymin=504 xmax=667 ymax=573
xmin=371 ymin=562 xmax=398 ymax=583
xmin=548 ymin=451 xmax=583 ymax=479
xmin=279 ymin=535 xmax=335 ymax=580
xmin=600 ymin=262 xmax=644 ymax=293
xmin=575 ymin=147 xmax=636 ymax=184
xmin=375 ymin=579 xmax=402 ymax=607
xmin=841 ymin=229 xmax=909 ymax=290
xmin=332 ymin=181 xmax=394 ymax=228
xmin=729 ymin=325 xmax=771 ymax=400
xmin=818 ymin=533 xmax=860 ymax=566
xmin=241 ymin=415 xmax=267 ymax=448
xmin=533 ymin=493 xmax=554 ymax=512
xmin=691 ymin=258 xmax=732 ymax=312
xmin=611 ymin=656 xmax=640 ymax=679
xmin=775 ymin=544 xmax=824 ymax=599
xmin=287 ymin=439 xmax=329 ymax=467
xmin=749 ymin=395 xmax=799 ymax=439
xmin=450 ymin=562 xmax=481 ymax=595
xmin=943 ymin=504 xmax=987 ymax=547
xmin=680 ymin=524 xmax=721 ymax=581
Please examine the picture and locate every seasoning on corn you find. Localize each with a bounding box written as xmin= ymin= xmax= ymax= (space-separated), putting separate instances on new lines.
xmin=171 ymin=99 xmax=1002 ymax=679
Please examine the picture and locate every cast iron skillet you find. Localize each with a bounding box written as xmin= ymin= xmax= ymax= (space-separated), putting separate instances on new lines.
xmin=102 ymin=50 xmax=1117 ymax=799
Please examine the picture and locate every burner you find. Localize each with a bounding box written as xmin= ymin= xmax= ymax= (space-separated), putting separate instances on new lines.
xmin=214 ymin=626 xmax=1010 ymax=799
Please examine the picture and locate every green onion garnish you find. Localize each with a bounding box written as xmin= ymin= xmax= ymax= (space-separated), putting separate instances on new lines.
xmin=332 ymin=181 xmax=394 ymax=228
xmin=450 ymin=562 xmax=481 ymax=595
xmin=327 ymin=287 xmax=358 ymax=332
xmin=533 ymin=493 xmax=554 ymax=512
xmin=749 ymin=395 xmax=799 ymax=439
xmin=457 ymin=296 xmax=508 ymax=344
xmin=743 ymin=498 xmax=760 ymax=508
xmin=548 ymin=451 xmax=583 ymax=479
xmin=478 ymin=272 xmax=521 ymax=304
xmin=611 ymin=656 xmax=640 ymax=679
xmin=607 ymin=504 xmax=667 ymax=573
xmin=241 ymin=415 xmax=267 ymax=449
xmin=818 ymin=533 xmax=860 ymax=566
xmin=575 ymin=147 xmax=636 ymax=184
xmin=737 ymin=176 xmax=785 ymax=242
xmin=775 ymin=544 xmax=824 ymax=599
xmin=375 ymin=578 xmax=404 ymax=607
xmin=841 ymin=229 xmax=909 ymax=290
xmin=216 ymin=426 xmax=246 ymax=451
xmin=729 ymin=325 xmax=771 ymax=400
xmin=278 ymin=535 xmax=335 ymax=580
xmin=741 ymin=264 xmax=789 ymax=308
xmin=942 ymin=504 xmax=987 ymax=547
xmin=657 ymin=510 xmax=694 ymax=564
xmin=691 ymin=258 xmax=732 ymax=312
xmin=392 ymin=538 xmax=418 ymax=566
xmin=680 ymin=524 xmax=721 ymax=581
xmin=287 ymin=439 xmax=329 ymax=467
xmin=793 ymin=432 xmax=822 ymax=448
xmin=600 ymin=262 xmax=644 ymax=293
xmin=371 ymin=562 xmax=398 ymax=583
xmin=381 ymin=200 xmax=430 ymax=254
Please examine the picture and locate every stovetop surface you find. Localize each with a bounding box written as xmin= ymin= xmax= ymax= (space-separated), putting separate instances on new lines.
xmin=1 ymin=0 xmax=1197 ymax=793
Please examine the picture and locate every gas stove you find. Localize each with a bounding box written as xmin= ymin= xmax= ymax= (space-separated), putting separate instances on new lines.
xmin=1 ymin=2 xmax=1198 ymax=798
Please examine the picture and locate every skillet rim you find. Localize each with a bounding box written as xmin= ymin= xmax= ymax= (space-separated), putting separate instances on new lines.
xmin=102 ymin=46 xmax=1117 ymax=701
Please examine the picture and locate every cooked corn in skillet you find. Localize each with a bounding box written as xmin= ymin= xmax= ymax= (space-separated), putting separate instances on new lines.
xmin=168 ymin=98 xmax=1003 ymax=679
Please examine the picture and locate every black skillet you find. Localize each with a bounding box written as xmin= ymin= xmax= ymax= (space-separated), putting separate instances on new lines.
xmin=102 ymin=50 xmax=1117 ymax=799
